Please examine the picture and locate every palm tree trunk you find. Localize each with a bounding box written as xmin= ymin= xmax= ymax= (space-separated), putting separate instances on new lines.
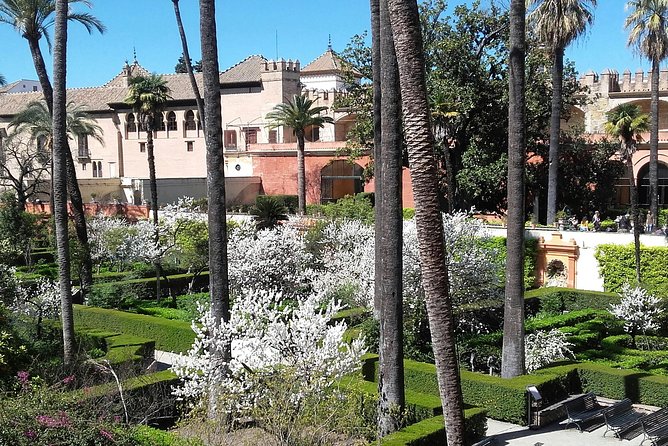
xmin=145 ymin=125 xmax=162 ymax=301
xmin=650 ymin=59 xmax=659 ymax=220
xmin=387 ymin=0 xmax=465 ymax=444
xmin=296 ymin=131 xmax=306 ymax=214
xmin=53 ymin=0 xmax=75 ymax=366
xmin=501 ymin=0 xmax=526 ymax=379
xmin=172 ymin=0 xmax=206 ymax=128
xmin=27 ymin=35 xmax=93 ymax=298
xmin=371 ymin=0 xmax=383 ymax=318
xmin=200 ymin=0 xmax=231 ymax=416
xmin=628 ymin=159 xmax=642 ymax=283
xmin=546 ymin=47 xmax=563 ymax=225
xmin=377 ymin=0 xmax=405 ymax=436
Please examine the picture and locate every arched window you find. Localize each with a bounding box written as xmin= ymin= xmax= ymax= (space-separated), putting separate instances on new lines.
xmin=156 ymin=112 xmax=166 ymax=132
xmin=167 ymin=111 xmax=177 ymax=131
xmin=127 ymin=113 xmax=136 ymax=132
xmin=92 ymin=161 xmax=98 ymax=178
xmin=185 ymin=110 xmax=196 ymax=131
xmin=320 ymin=160 xmax=364 ymax=203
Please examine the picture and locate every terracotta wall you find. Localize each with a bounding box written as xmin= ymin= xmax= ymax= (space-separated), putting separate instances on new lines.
xmin=25 ymin=202 xmax=149 ymax=221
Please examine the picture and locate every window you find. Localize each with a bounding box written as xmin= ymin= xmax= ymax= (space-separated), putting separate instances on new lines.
xmin=78 ymin=135 xmax=89 ymax=158
xmin=184 ymin=110 xmax=197 ymax=131
xmin=167 ymin=111 xmax=177 ymax=131
xmin=156 ymin=113 xmax=166 ymax=132
xmin=32 ymin=86 xmax=38 ymax=92
xmin=140 ymin=142 xmax=146 ymax=153
xmin=224 ymin=130 xmax=237 ymax=149
xmin=92 ymin=161 xmax=98 ymax=178
xmin=268 ymin=129 xmax=278 ymax=144
xmin=97 ymin=161 xmax=103 ymax=177
xmin=323 ymin=91 xmax=329 ymax=100
xmin=243 ymin=127 xmax=259 ymax=146
xmin=186 ymin=141 xmax=194 ymax=152
xmin=81 ymin=163 xmax=86 ymax=171
xmin=127 ymin=113 xmax=137 ymax=132
xmin=305 ymin=126 xmax=320 ymax=142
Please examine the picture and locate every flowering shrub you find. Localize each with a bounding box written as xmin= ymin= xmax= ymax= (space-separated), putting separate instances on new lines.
xmin=525 ymin=329 xmax=574 ymax=373
xmin=172 ymin=289 xmax=366 ymax=418
xmin=13 ymin=277 xmax=60 ymax=322
xmin=310 ymin=220 xmax=375 ymax=307
xmin=610 ymin=284 xmax=662 ymax=348
xmin=88 ymin=218 xmax=160 ymax=270
xmin=0 ymin=264 xmax=19 ymax=306
xmin=227 ymin=225 xmax=313 ymax=299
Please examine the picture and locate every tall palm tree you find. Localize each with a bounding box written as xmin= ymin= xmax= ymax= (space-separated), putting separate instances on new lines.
xmin=124 ymin=74 xmax=171 ymax=301
xmin=386 ymin=0 xmax=465 ymax=444
xmin=502 ymin=0 xmax=527 ymax=379
xmin=172 ymin=0 xmax=205 ymax=128
xmin=527 ymin=0 xmax=596 ymax=225
xmin=124 ymin=74 xmax=171 ymax=226
xmin=199 ymin=0 xmax=230 ymax=417
xmin=0 ymin=0 xmax=105 ymax=299
xmin=376 ymin=0 xmax=405 ymax=436
xmin=52 ymin=0 xmax=74 ymax=366
xmin=605 ymin=103 xmax=650 ymax=283
xmin=266 ymin=94 xmax=334 ymax=214
xmin=0 ymin=73 xmax=5 ymax=85
xmin=626 ymin=0 xmax=668 ymax=222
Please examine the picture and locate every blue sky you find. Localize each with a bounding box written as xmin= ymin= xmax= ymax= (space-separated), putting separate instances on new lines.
xmin=0 ymin=1 xmax=655 ymax=88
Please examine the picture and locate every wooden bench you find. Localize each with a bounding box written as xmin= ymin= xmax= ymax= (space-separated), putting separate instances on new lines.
xmin=640 ymin=409 xmax=668 ymax=446
xmin=602 ymin=398 xmax=643 ymax=438
xmin=563 ymin=392 xmax=606 ymax=431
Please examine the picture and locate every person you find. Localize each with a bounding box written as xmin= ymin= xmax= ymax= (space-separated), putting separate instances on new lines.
xmin=592 ymin=210 xmax=601 ymax=231
xmin=580 ymin=216 xmax=589 ymax=231
xmin=646 ymin=210 xmax=655 ymax=233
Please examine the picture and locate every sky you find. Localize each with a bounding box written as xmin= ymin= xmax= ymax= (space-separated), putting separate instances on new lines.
xmin=0 ymin=1 xmax=655 ymax=89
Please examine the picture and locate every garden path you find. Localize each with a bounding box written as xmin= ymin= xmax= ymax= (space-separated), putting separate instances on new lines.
xmin=487 ymin=419 xmax=647 ymax=445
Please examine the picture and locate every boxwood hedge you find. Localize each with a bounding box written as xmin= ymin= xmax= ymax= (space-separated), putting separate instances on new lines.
xmin=74 ymin=305 xmax=195 ymax=353
xmin=595 ymin=244 xmax=668 ymax=297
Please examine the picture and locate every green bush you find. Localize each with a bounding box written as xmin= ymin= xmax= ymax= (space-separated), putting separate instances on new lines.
xmin=306 ymin=193 xmax=375 ymax=224
xmin=478 ymin=236 xmax=538 ymax=289
xmin=74 ymin=306 xmax=195 ymax=353
xmin=525 ymin=309 xmax=611 ymax=333
xmin=256 ymin=194 xmax=298 ymax=214
xmin=131 ymin=426 xmax=203 ymax=446
xmin=595 ymin=244 xmax=668 ymax=297
xmin=638 ymin=374 xmax=668 ymax=408
xmin=403 ymin=208 xmax=416 ymax=220
xmin=89 ymin=271 xmax=210 ymax=304
xmin=380 ymin=409 xmax=487 ymax=446
xmin=525 ymin=287 xmax=621 ymax=314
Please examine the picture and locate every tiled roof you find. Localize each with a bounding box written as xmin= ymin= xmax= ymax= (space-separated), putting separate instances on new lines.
xmin=219 ymin=55 xmax=267 ymax=84
xmin=302 ymin=49 xmax=342 ymax=74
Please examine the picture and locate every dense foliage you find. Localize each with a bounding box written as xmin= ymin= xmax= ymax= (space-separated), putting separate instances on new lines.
xmin=595 ymin=244 xmax=668 ymax=296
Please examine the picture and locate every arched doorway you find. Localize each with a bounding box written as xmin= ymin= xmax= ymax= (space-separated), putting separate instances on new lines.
xmin=638 ymin=162 xmax=668 ymax=206
xmin=320 ymin=160 xmax=364 ymax=203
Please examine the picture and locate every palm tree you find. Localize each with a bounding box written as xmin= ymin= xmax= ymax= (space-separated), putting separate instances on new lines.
xmin=0 ymin=73 xmax=5 ymax=85
xmin=52 ymin=0 xmax=74 ymax=366
xmin=172 ymin=0 xmax=205 ymax=128
xmin=10 ymin=101 xmax=104 ymax=148
xmin=527 ymin=0 xmax=596 ymax=225
xmin=124 ymin=74 xmax=171 ymax=302
xmin=605 ymin=103 xmax=650 ymax=283
xmin=626 ymin=0 xmax=668 ymax=223
xmin=376 ymin=0 xmax=405 ymax=436
xmin=386 ymin=0 xmax=466 ymax=444
xmin=124 ymin=74 xmax=171 ymax=225
xmin=199 ymin=0 xmax=231 ymax=417
xmin=0 ymin=0 xmax=105 ymax=300
xmin=266 ymin=95 xmax=334 ymax=214
xmin=501 ymin=0 xmax=527 ymax=379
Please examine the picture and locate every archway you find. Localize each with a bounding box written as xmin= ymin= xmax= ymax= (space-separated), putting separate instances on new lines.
xmin=320 ymin=160 xmax=364 ymax=203
xmin=638 ymin=162 xmax=668 ymax=206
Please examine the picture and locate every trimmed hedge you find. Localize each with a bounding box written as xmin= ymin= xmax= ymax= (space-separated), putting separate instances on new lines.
xmin=381 ymin=408 xmax=487 ymax=446
xmin=595 ymin=244 xmax=668 ymax=297
xmin=364 ymin=357 xmax=570 ymax=425
xmin=132 ymin=426 xmax=203 ymax=446
xmin=74 ymin=305 xmax=195 ymax=353
xmin=478 ymin=236 xmax=538 ymax=290
xmin=525 ymin=309 xmax=611 ymax=333
xmin=89 ymin=271 xmax=210 ymax=303
xmin=524 ymin=287 xmax=620 ymax=314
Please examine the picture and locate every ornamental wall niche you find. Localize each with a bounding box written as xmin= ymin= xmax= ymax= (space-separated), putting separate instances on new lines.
xmin=535 ymin=233 xmax=579 ymax=289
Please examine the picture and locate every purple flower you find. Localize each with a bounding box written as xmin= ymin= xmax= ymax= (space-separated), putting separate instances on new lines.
xmin=17 ymin=370 xmax=29 ymax=385
xmin=100 ymin=429 xmax=114 ymax=440
xmin=24 ymin=430 xmax=36 ymax=439
xmin=35 ymin=412 xmax=71 ymax=428
xmin=62 ymin=375 xmax=75 ymax=385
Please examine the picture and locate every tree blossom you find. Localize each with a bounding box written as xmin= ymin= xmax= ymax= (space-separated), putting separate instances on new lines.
xmin=13 ymin=277 xmax=60 ymax=321
xmin=310 ymin=220 xmax=375 ymax=307
xmin=525 ymin=329 xmax=574 ymax=373
xmin=87 ymin=217 xmax=160 ymax=269
xmin=610 ymin=284 xmax=662 ymax=343
xmin=172 ymin=289 xmax=366 ymax=414
xmin=227 ymin=225 xmax=313 ymax=299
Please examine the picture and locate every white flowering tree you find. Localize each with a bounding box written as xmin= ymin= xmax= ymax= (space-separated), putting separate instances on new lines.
xmin=12 ymin=277 xmax=60 ymax=337
xmin=87 ymin=217 xmax=160 ymax=271
xmin=525 ymin=329 xmax=574 ymax=373
xmin=0 ymin=264 xmax=19 ymax=307
xmin=227 ymin=224 xmax=313 ymax=300
xmin=172 ymin=289 xmax=366 ymax=440
xmin=610 ymin=284 xmax=662 ymax=348
xmin=309 ymin=220 xmax=375 ymax=308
